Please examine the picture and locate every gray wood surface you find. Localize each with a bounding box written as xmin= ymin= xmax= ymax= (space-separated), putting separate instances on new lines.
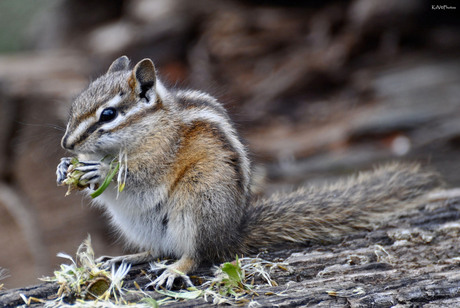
xmin=2 ymin=193 xmax=459 ymax=307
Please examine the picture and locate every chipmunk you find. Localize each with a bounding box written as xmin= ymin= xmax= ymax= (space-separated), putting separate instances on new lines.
xmin=56 ymin=56 xmax=442 ymax=289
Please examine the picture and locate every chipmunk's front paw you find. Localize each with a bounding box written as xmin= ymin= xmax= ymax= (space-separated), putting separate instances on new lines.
xmin=56 ymin=157 xmax=72 ymax=185
xmin=74 ymin=160 xmax=110 ymax=187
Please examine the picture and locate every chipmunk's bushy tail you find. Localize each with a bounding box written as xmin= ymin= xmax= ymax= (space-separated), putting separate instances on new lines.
xmin=242 ymin=163 xmax=442 ymax=251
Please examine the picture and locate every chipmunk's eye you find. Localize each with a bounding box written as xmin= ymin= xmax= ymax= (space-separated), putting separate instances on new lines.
xmin=99 ymin=107 xmax=117 ymax=122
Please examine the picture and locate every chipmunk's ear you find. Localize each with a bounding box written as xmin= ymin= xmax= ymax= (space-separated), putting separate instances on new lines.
xmin=107 ymin=56 xmax=130 ymax=73
xmin=132 ymin=58 xmax=156 ymax=100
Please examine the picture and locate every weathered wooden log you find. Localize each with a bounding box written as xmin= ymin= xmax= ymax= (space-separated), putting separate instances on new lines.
xmin=1 ymin=193 xmax=459 ymax=307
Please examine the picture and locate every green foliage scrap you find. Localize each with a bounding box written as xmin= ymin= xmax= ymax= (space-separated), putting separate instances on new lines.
xmin=90 ymin=161 xmax=120 ymax=198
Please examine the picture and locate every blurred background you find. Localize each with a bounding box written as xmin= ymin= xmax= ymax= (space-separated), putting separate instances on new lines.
xmin=0 ymin=0 xmax=459 ymax=288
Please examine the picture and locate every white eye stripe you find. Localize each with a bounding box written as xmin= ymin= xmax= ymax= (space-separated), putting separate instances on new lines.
xmin=99 ymin=98 xmax=158 ymax=131
xmin=96 ymin=91 xmax=161 ymax=131
xmin=96 ymin=94 xmax=123 ymax=119
xmin=106 ymin=94 xmax=123 ymax=107
xmin=66 ymin=117 xmax=94 ymax=146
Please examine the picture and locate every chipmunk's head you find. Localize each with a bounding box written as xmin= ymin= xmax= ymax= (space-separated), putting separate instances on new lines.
xmin=61 ymin=56 xmax=170 ymax=155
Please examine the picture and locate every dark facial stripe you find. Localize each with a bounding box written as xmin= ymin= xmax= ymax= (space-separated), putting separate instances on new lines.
xmin=71 ymin=121 xmax=104 ymax=149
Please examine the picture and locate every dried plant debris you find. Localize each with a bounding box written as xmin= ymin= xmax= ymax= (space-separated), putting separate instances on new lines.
xmin=60 ymin=157 xmax=90 ymax=195
xmin=22 ymin=237 xmax=289 ymax=306
xmin=147 ymin=256 xmax=290 ymax=306
xmin=27 ymin=236 xmax=141 ymax=307
xmin=60 ymin=150 xmax=128 ymax=199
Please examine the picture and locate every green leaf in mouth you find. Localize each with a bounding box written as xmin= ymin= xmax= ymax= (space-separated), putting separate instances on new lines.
xmin=90 ymin=161 xmax=120 ymax=198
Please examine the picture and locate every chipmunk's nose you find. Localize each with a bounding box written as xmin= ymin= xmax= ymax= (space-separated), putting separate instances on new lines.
xmin=61 ymin=134 xmax=74 ymax=151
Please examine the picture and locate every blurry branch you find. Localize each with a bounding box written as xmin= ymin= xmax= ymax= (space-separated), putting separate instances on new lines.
xmin=0 ymin=183 xmax=49 ymax=276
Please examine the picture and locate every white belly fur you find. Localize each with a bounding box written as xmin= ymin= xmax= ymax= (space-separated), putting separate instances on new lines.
xmin=88 ymin=183 xmax=197 ymax=259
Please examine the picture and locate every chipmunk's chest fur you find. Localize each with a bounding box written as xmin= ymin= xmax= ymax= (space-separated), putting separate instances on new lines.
xmin=91 ymin=183 xmax=197 ymax=259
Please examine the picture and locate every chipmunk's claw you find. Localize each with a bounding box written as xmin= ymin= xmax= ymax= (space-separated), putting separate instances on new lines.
xmin=56 ymin=157 xmax=72 ymax=185
xmin=97 ymin=251 xmax=155 ymax=270
xmin=75 ymin=160 xmax=109 ymax=185
xmin=150 ymin=267 xmax=194 ymax=290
